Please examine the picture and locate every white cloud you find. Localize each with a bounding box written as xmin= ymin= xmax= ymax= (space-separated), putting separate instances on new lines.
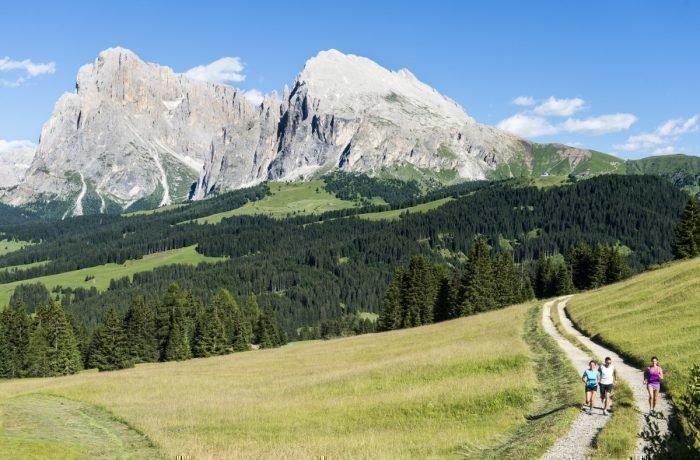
xmin=243 ymin=89 xmax=265 ymax=105
xmin=0 ymin=139 xmax=36 ymax=154
xmin=0 ymin=57 xmax=55 ymax=86
xmin=560 ymin=113 xmax=638 ymax=135
xmin=497 ymin=112 xmax=636 ymax=138
xmin=533 ymin=96 xmax=586 ymax=117
xmin=614 ymin=115 xmax=698 ymax=152
xmin=651 ymin=146 xmax=676 ymax=156
xmin=513 ymin=96 xmax=536 ymax=106
xmin=497 ymin=114 xmax=558 ymax=137
xmin=184 ymin=57 xmax=246 ymax=84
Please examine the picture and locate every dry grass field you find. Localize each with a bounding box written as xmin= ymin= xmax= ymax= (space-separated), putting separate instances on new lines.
xmin=0 ymin=301 xmax=578 ymax=459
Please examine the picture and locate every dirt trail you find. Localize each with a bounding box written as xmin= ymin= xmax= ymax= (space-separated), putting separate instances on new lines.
xmin=542 ymin=297 xmax=674 ymax=459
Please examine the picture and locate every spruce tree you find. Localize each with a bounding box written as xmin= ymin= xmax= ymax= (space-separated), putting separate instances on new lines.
xmin=534 ymin=255 xmax=553 ymax=299
xmin=553 ymin=264 xmax=575 ymax=295
xmin=672 ymin=197 xmax=699 ymax=259
xmin=123 ymin=296 xmax=159 ymax=363
xmin=156 ymin=283 xmax=182 ymax=361
xmin=66 ymin=312 xmax=89 ymax=368
xmin=458 ymin=238 xmax=496 ymax=314
xmin=87 ymin=306 xmax=132 ymax=372
xmin=193 ymin=304 xmax=227 ymax=357
xmin=36 ymin=301 xmax=82 ymax=376
xmin=377 ymin=267 xmax=404 ymax=331
xmin=0 ymin=300 xmax=30 ymax=378
xmin=25 ymin=324 xmax=51 ymax=378
xmin=164 ymin=302 xmax=192 ymax=361
xmin=433 ymin=275 xmax=455 ymax=322
xmin=231 ymin=307 xmax=251 ymax=352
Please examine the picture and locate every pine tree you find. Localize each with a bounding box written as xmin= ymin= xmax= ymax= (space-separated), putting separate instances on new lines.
xmin=604 ymin=246 xmax=630 ymax=283
xmin=123 ymin=296 xmax=158 ymax=363
xmin=25 ymin=324 xmax=51 ymax=377
xmin=87 ymin=306 xmax=132 ymax=371
xmin=193 ymin=304 xmax=227 ymax=357
xmin=672 ymin=197 xmax=699 ymax=259
xmin=155 ymin=284 xmax=182 ymax=361
xmin=255 ymin=307 xmax=286 ymax=349
xmin=458 ymin=238 xmax=496 ymax=314
xmin=433 ymin=275 xmax=455 ymax=322
xmin=231 ymin=307 xmax=252 ymax=352
xmin=590 ymin=244 xmax=608 ymax=288
xmin=553 ymin=264 xmax=575 ymax=295
xmin=66 ymin=312 xmax=89 ymax=368
xmin=36 ymin=301 xmax=82 ymax=376
xmin=243 ymin=293 xmax=262 ymax=343
xmin=0 ymin=300 xmax=31 ymax=378
xmin=164 ymin=302 xmax=192 ymax=361
xmin=534 ymin=255 xmax=553 ymax=299
xmin=377 ymin=267 xmax=404 ymax=331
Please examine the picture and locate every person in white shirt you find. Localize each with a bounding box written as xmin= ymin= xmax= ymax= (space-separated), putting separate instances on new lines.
xmin=598 ymin=356 xmax=618 ymax=415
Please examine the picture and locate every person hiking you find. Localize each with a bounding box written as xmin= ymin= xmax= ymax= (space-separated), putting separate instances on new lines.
xmin=582 ymin=360 xmax=600 ymax=415
xmin=598 ymin=356 xmax=618 ymax=415
xmin=643 ymin=356 xmax=664 ymax=416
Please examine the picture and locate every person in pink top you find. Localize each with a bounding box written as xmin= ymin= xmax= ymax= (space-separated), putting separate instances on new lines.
xmin=642 ymin=356 xmax=664 ymax=416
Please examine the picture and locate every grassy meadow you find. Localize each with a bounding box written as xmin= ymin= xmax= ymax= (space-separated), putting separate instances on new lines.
xmin=566 ymin=256 xmax=700 ymax=397
xmin=357 ymin=197 xmax=454 ymax=221
xmin=0 ymin=302 xmax=579 ymax=459
xmin=0 ymin=245 xmax=226 ymax=308
xmin=191 ymin=180 xmax=358 ymax=224
xmin=0 ymin=239 xmax=32 ymax=256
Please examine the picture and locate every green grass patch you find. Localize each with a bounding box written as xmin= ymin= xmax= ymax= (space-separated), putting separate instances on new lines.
xmin=0 ymin=394 xmax=159 ymax=459
xmin=0 ymin=302 xmax=555 ymax=458
xmin=0 ymin=260 xmax=49 ymax=274
xmin=475 ymin=303 xmax=580 ymax=458
xmin=190 ymin=180 xmax=357 ymax=224
xmin=0 ymin=245 xmax=226 ymax=308
xmin=357 ymin=312 xmax=379 ymax=321
xmin=357 ymin=197 xmax=453 ymax=221
xmin=593 ymin=381 xmax=637 ymax=459
xmin=0 ymin=239 xmax=32 ymax=257
xmin=124 ymin=203 xmax=186 ymax=217
xmin=566 ymin=257 xmax=700 ymax=398
xmin=436 ymin=144 xmax=458 ymax=160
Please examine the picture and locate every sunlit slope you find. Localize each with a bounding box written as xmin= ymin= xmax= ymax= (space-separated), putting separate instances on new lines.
xmin=0 ymin=302 xmax=576 ymax=459
xmin=566 ymin=257 xmax=700 ymax=396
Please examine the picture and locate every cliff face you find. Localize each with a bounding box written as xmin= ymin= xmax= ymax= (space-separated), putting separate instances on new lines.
xmin=3 ymin=48 xmax=567 ymax=215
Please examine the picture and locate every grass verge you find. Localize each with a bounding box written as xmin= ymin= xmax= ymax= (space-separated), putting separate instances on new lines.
xmin=473 ymin=303 xmax=580 ymax=458
xmin=593 ymin=381 xmax=637 ymax=459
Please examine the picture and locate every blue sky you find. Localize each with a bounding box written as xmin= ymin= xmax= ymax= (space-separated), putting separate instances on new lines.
xmin=1 ymin=0 xmax=698 ymax=158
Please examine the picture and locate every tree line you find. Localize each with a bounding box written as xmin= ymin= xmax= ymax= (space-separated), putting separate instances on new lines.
xmin=0 ymin=283 xmax=286 ymax=376
xmin=378 ymin=239 xmax=534 ymax=330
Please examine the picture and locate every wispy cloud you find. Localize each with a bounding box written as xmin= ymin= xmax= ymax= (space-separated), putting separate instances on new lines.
xmin=614 ymin=115 xmax=698 ymax=153
xmin=184 ymin=57 xmax=246 ymax=84
xmin=533 ymin=96 xmax=586 ymax=117
xmin=0 ymin=139 xmax=36 ymax=154
xmin=512 ymin=96 xmax=536 ymax=107
xmin=243 ymin=89 xmax=265 ymax=105
xmin=497 ymin=112 xmax=637 ymax=138
xmin=0 ymin=57 xmax=56 ymax=86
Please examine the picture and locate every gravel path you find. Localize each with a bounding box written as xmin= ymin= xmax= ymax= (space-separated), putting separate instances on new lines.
xmin=556 ymin=297 xmax=673 ymax=458
xmin=541 ymin=299 xmax=610 ymax=459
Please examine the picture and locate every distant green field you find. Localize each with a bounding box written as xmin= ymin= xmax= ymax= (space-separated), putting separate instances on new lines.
xmin=0 ymin=245 xmax=226 ymax=308
xmin=0 ymin=239 xmax=32 ymax=257
xmin=0 ymin=260 xmax=49 ymax=274
xmin=123 ymin=202 xmax=186 ymax=217
xmin=566 ymin=257 xmax=700 ymax=397
xmin=357 ymin=197 xmax=453 ymax=221
xmin=0 ymin=301 xmax=578 ymax=458
xmin=191 ymin=180 xmax=357 ymax=224
xmin=531 ymin=175 xmax=571 ymax=188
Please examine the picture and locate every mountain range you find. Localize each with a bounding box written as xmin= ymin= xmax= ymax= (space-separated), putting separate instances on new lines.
xmin=1 ymin=47 xmax=698 ymax=217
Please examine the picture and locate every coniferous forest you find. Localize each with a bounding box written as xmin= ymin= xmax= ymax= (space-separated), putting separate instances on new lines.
xmin=0 ymin=174 xmax=692 ymax=373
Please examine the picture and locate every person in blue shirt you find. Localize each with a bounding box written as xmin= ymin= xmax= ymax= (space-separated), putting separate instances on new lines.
xmin=581 ymin=360 xmax=600 ymax=415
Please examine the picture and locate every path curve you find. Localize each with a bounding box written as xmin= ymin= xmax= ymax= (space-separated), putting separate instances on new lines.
xmin=541 ymin=299 xmax=610 ymax=459
xmin=556 ymin=296 xmax=672 ymax=457
xmin=542 ymin=296 xmax=674 ymax=459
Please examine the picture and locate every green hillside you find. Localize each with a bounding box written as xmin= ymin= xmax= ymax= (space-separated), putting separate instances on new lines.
xmin=0 ymin=301 xmax=579 ymax=458
xmin=566 ymin=256 xmax=700 ymax=397
xmin=0 ymin=245 xmax=225 ymax=308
